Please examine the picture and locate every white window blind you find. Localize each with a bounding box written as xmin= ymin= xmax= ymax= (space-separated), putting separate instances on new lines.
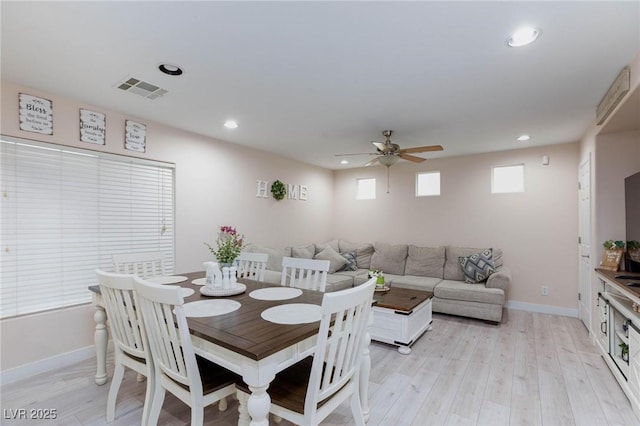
xmin=0 ymin=136 xmax=175 ymax=319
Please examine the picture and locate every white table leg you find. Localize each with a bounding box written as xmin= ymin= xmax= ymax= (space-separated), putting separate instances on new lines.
xmin=360 ymin=310 xmax=373 ymax=422
xmin=247 ymin=384 xmax=271 ymax=426
xmin=94 ymin=306 xmax=108 ymax=385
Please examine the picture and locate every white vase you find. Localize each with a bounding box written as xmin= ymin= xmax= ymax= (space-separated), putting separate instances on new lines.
xmin=203 ymin=261 xmax=222 ymax=289
xmin=229 ymin=266 xmax=237 ymax=287
xmin=222 ymin=266 xmax=231 ymax=290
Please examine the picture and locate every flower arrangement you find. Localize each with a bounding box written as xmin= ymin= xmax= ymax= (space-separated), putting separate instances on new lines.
xmin=368 ymin=269 xmax=385 ymax=285
xmin=205 ymin=225 xmax=244 ymax=265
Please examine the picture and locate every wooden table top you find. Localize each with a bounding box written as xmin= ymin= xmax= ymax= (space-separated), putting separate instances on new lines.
xmin=90 ymin=271 xmax=326 ymax=362
xmin=372 ymin=286 xmax=433 ymax=312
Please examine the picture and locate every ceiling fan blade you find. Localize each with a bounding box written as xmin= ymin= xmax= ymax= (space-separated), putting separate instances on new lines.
xmin=335 ymin=152 xmax=379 ymax=156
xmin=399 ymin=153 xmax=426 ymax=163
xmin=372 ymin=141 xmax=388 ymax=152
xmin=364 ymin=157 xmax=380 ymax=167
xmin=397 ymin=145 xmax=444 ymax=154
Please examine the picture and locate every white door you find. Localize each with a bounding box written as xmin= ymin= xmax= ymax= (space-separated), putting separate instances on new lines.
xmin=578 ymin=157 xmax=591 ymax=330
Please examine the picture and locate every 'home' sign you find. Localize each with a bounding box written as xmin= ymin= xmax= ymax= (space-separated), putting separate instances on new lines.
xmin=256 ymin=180 xmax=308 ymax=201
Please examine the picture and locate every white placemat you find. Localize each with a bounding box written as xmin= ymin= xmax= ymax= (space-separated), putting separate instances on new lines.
xmin=181 ymin=288 xmax=195 ymax=298
xmin=261 ymin=303 xmax=322 ymax=325
xmin=191 ymin=278 xmax=206 ymax=286
xmin=249 ymin=287 xmax=302 ymax=301
xmin=180 ymin=300 xmax=241 ymax=318
xmin=147 ymin=275 xmax=188 ymax=285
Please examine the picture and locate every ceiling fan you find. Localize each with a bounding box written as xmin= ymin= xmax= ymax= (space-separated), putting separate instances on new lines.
xmin=336 ymin=130 xmax=444 ymax=167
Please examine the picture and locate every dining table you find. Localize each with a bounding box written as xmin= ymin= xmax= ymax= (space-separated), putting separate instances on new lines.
xmin=89 ymin=271 xmax=372 ymax=425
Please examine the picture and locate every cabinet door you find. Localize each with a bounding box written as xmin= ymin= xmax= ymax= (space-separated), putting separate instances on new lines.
xmin=629 ymin=326 xmax=640 ymax=398
xmin=597 ymin=295 xmax=609 ymax=352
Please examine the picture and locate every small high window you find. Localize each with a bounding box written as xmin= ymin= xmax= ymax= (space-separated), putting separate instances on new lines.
xmin=416 ymin=171 xmax=441 ymax=197
xmin=356 ymin=178 xmax=376 ymax=200
xmin=492 ymin=164 xmax=524 ymax=193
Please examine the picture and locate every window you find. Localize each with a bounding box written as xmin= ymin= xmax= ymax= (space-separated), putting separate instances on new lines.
xmin=0 ymin=137 xmax=175 ymax=319
xmin=416 ymin=171 xmax=441 ymax=196
xmin=356 ymin=178 xmax=376 ymax=200
xmin=492 ymin=164 xmax=524 ymax=193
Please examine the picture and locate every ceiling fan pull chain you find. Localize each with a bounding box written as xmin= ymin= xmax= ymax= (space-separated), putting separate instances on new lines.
xmin=387 ymin=166 xmax=391 ymax=194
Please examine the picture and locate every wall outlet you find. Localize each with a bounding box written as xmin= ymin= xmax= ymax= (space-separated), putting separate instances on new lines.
xmin=541 ymin=286 xmax=549 ymax=296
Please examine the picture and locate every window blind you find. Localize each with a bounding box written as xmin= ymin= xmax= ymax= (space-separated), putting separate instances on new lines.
xmin=0 ymin=136 xmax=175 ymax=319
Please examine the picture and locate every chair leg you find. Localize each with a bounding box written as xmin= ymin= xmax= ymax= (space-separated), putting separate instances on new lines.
xmin=237 ymin=391 xmax=250 ymax=426
xmin=191 ymin=407 xmax=204 ymax=426
xmin=273 ymin=415 xmax=283 ymax=423
xmin=218 ymin=396 xmax=227 ymax=411
xmin=106 ymin=363 xmax=125 ymax=422
xmin=140 ymin=368 xmax=154 ymax=425
xmin=350 ymin=391 xmax=366 ymax=426
xmin=148 ymin=384 xmax=165 ymax=426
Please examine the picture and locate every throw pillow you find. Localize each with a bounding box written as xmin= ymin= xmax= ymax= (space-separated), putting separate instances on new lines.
xmin=291 ymin=243 xmax=315 ymax=259
xmin=338 ymin=251 xmax=358 ymax=271
xmin=458 ymin=248 xmax=496 ymax=284
xmin=339 ymin=240 xmax=374 ymax=269
xmin=314 ymin=246 xmax=348 ymax=273
xmin=315 ymin=240 xmax=340 ymax=255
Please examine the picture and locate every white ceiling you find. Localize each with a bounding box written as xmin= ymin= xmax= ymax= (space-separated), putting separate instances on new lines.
xmin=2 ymin=1 xmax=639 ymax=170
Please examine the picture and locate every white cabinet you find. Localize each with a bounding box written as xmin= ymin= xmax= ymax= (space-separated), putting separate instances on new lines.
xmin=629 ymin=326 xmax=640 ymax=404
xmin=597 ymin=293 xmax=610 ymax=353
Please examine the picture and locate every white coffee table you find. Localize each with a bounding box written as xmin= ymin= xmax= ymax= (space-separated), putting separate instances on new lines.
xmin=369 ymin=287 xmax=433 ymax=354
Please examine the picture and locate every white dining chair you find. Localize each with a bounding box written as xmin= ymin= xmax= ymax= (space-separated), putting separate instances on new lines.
xmin=112 ymin=251 xmax=167 ymax=278
xmin=133 ymin=277 xmax=239 ymax=426
xmin=237 ymin=277 xmax=376 ymax=425
xmin=281 ymin=256 xmax=330 ymax=292
xmin=237 ymin=252 xmax=268 ymax=281
xmin=96 ymin=269 xmax=153 ymax=424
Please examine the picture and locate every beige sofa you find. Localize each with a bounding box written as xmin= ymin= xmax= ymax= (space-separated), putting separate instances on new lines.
xmin=245 ymin=240 xmax=510 ymax=323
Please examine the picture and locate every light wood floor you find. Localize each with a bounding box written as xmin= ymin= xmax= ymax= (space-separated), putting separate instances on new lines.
xmin=2 ymin=309 xmax=638 ymax=425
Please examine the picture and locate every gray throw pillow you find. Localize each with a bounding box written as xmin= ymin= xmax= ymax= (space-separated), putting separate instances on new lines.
xmin=291 ymin=243 xmax=315 ymax=259
xmin=339 ymin=240 xmax=374 ymax=269
xmin=459 ymin=248 xmax=496 ymax=283
xmin=338 ymin=251 xmax=358 ymax=271
xmin=314 ymin=246 xmax=348 ymax=273
xmin=315 ymin=240 xmax=340 ymax=255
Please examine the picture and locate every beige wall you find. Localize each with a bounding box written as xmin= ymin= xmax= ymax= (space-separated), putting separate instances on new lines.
xmin=333 ymin=143 xmax=580 ymax=311
xmin=0 ymin=80 xmax=334 ymax=372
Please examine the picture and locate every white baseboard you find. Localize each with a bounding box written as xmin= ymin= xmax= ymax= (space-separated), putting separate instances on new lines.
xmin=506 ymin=300 xmax=578 ymax=318
xmin=0 ymin=345 xmax=96 ymax=386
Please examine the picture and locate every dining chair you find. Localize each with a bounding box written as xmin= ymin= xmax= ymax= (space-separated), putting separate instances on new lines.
xmin=237 ymin=252 xmax=268 ymax=281
xmin=112 ymin=251 xmax=167 ymax=278
xmin=133 ymin=277 xmax=239 ymax=426
xmin=237 ymin=277 xmax=376 ymax=425
xmin=281 ymin=256 xmax=330 ymax=292
xmin=96 ymin=269 xmax=153 ymax=424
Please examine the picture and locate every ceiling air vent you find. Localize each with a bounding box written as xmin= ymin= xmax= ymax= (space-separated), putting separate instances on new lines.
xmin=116 ymin=77 xmax=168 ymax=100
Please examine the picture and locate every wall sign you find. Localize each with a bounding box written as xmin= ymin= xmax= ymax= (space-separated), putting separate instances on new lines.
xmin=19 ymin=93 xmax=53 ymax=135
xmin=256 ymin=180 xmax=308 ymax=201
xmin=125 ymin=120 xmax=146 ymax=152
xmin=79 ymin=109 xmax=106 ymax=145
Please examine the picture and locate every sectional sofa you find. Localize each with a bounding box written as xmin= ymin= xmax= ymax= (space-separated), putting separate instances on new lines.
xmin=245 ymin=240 xmax=510 ymax=323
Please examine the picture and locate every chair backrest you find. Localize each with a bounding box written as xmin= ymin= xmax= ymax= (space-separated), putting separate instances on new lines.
xmin=281 ymin=256 xmax=330 ymax=292
xmin=133 ymin=277 xmax=204 ymax=396
xmin=305 ymin=278 xmax=376 ymax=417
xmin=96 ymin=269 xmax=146 ymax=360
xmin=112 ymin=252 xmax=167 ymax=278
xmin=237 ymin=252 xmax=268 ymax=281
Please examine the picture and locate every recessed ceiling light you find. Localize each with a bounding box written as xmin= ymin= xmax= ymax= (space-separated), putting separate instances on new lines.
xmin=506 ymin=27 xmax=541 ymax=47
xmin=158 ymin=63 xmax=183 ymax=76
xmin=224 ymin=120 xmax=238 ymax=129
xmin=340 ymin=159 xmax=349 ymax=165
xmin=517 ymin=134 xmax=531 ymax=141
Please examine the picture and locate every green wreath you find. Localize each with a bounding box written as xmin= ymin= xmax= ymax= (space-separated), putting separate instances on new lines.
xmin=271 ymin=180 xmax=287 ymax=200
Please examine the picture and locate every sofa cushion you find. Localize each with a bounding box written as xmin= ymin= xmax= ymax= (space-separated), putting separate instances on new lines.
xmin=244 ymin=243 xmax=291 ymax=272
xmin=291 ymin=243 xmax=315 ymax=259
xmin=370 ymin=242 xmax=408 ymax=275
xmin=338 ymin=240 xmax=374 ymax=269
xmin=445 ymin=246 xmax=502 ymax=281
xmin=404 ymin=245 xmax=445 ymax=278
xmin=389 ymin=275 xmax=442 ymax=293
xmin=314 ymin=246 xmax=347 ymax=273
xmin=315 ymin=240 xmax=340 ymax=255
xmin=434 ymin=280 xmax=505 ymax=305
xmin=459 ymin=248 xmax=496 ymax=284
xmin=338 ymin=251 xmax=358 ymax=271
xmin=325 ymin=273 xmax=353 ymax=292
